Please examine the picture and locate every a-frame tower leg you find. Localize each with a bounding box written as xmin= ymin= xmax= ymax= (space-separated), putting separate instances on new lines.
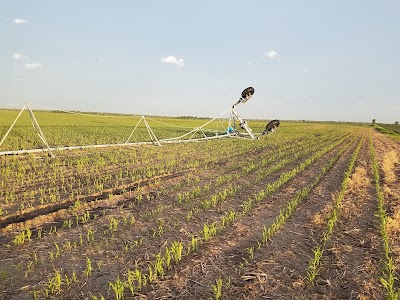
xmin=0 ymin=104 xmax=55 ymax=157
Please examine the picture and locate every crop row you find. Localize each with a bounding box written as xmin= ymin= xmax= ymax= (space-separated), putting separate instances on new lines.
xmin=306 ymin=135 xmax=363 ymax=282
xmin=370 ymin=135 xmax=399 ymax=299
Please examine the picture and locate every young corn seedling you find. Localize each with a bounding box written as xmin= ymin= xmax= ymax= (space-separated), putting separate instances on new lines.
xmin=109 ymin=276 xmax=125 ymax=300
xmin=203 ymin=222 xmax=218 ymax=242
xmin=125 ymin=270 xmax=136 ymax=296
xmin=46 ymin=270 xmax=62 ymax=295
xmin=108 ymin=217 xmax=120 ymax=236
xmin=307 ymin=246 xmax=323 ymax=283
xmin=153 ymin=253 xmax=165 ymax=279
xmin=221 ymin=209 xmax=236 ymax=227
xmin=133 ymin=268 xmax=144 ymax=290
xmin=147 ymin=265 xmax=155 ymax=283
xmin=170 ymin=241 xmax=183 ymax=263
xmin=212 ymin=277 xmax=223 ymax=300
xmin=54 ymin=243 xmax=61 ymax=258
xmin=246 ymin=246 xmax=254 ymax=260
xmin=164 ymin=248 xmax=171 ymax=269
xmin=87 ymin=229 xmax=95 ymax=242
xmin=84 ymin=257 xmax=92 ymax=277
xmin=13 ymin=229 xmax=26 ymax=246
xmin=190 ymin=236 xmax=199 ymax=253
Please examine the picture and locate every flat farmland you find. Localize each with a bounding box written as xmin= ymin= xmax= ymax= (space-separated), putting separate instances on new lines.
xmin=0 ymin=111 xmax=399 ymax=299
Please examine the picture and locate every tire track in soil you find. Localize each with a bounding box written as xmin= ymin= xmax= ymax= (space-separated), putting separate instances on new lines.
xmin=0 ymin=170 xmax=193 ymax=229
xmin=141 ymin=135 xmax=359 ymax=299
xmin=296 ymin=135 xmax=385 ymax=300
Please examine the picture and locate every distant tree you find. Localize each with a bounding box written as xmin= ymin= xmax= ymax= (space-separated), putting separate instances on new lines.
xmin=395 ymin=121 xmax=399 ymax=125
xmin=372 ymin=119 xmax=376 ymax=124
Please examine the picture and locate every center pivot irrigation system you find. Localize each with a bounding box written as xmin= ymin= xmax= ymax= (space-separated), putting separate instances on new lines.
xmin=0 ymin=87 xmax=280 ymax=157
xmin=228 ymin=87 xmax=280 ymax=139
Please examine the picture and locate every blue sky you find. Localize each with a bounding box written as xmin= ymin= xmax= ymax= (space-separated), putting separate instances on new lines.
xmin=1 ymin=1 xmax=399 ymax=123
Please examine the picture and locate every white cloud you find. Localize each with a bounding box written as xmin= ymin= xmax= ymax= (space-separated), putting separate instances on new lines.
xmin=25 ymin=63 xmax=42 ymax=69
xmin=99 ymin=57 xmax=104 ymax=62
xmin=14 ymin=19 xmax=28 ymax=24
xmin=161 ymin=55 xmax=184 ymax=67
xmin=12 ymin=53 xmax=27 ymax=60
xmin=265 ymin=50 xmax=279 ymax=59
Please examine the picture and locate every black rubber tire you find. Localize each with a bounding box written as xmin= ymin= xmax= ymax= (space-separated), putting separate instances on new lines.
xmin=265 ymin=119 xmax=280 ymax=132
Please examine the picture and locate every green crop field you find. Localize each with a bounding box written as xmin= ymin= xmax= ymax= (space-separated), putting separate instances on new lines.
xmin=0 ymin=109 xmax=399 ymax=299
xmin=375 ymin=123 xmax=400 ymax=141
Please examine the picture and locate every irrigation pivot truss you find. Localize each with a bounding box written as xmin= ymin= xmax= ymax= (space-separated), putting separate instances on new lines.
xmin=0 ymin=87 xmax=280 ymax=157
